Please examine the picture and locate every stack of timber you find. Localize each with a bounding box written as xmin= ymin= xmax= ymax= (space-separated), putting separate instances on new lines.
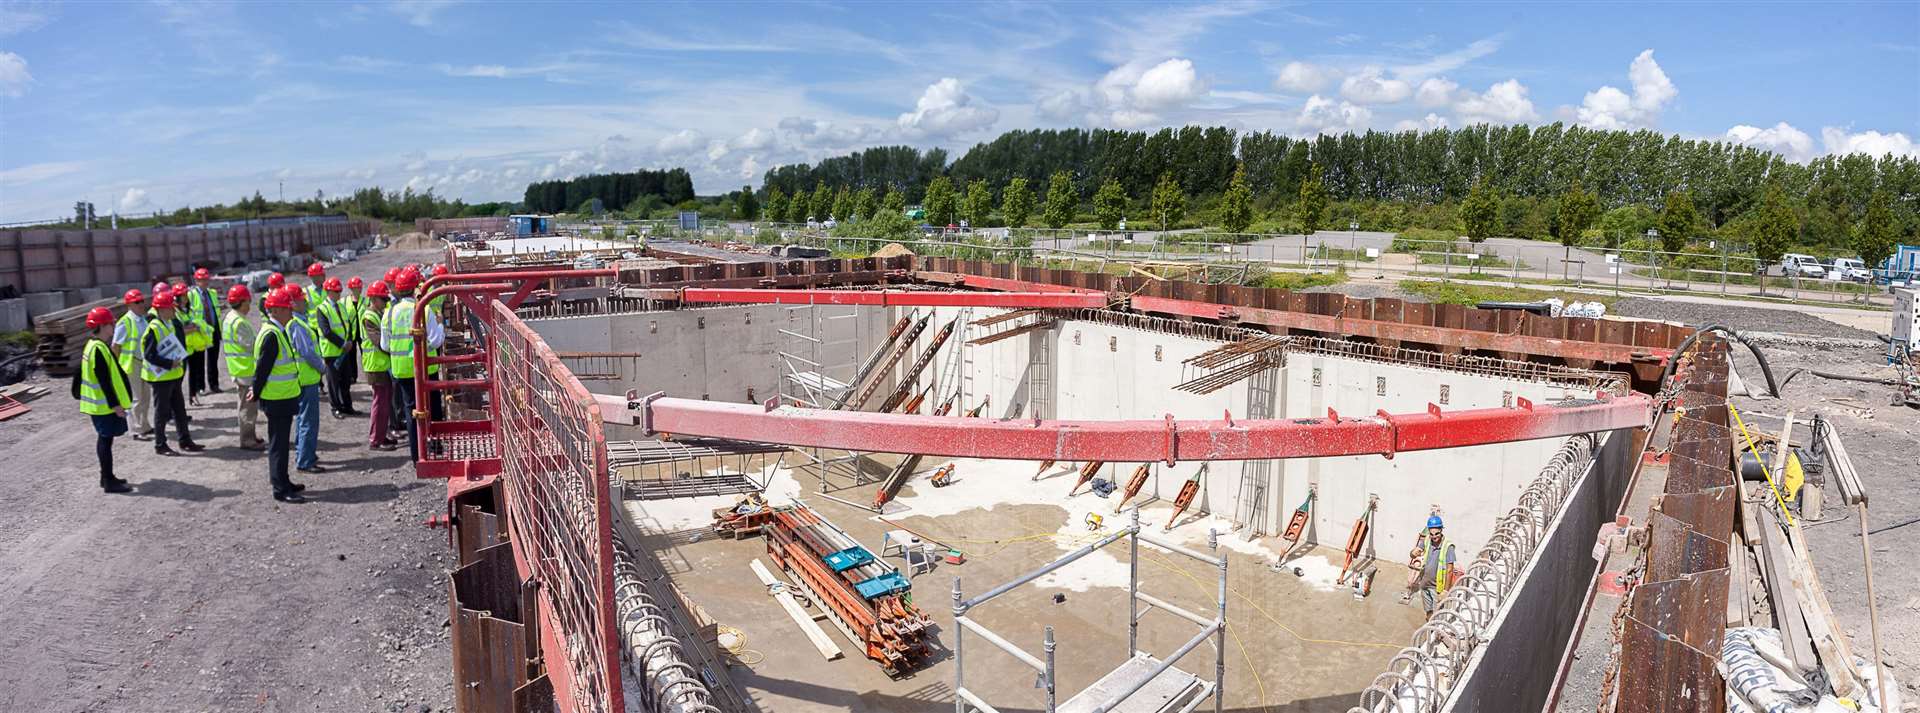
xmin=33 ymin=298 xmax=126 ymax=376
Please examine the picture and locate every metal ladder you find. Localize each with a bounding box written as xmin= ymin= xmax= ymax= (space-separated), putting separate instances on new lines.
xmin=1233 ymin=365 xmax=1277 ymax=538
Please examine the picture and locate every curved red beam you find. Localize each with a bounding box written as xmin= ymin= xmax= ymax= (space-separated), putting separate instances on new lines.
xmin=678 ymin=287 xmax=1111 ymax=309
xmin=638 ymin=393 xmax=1649 ymax=463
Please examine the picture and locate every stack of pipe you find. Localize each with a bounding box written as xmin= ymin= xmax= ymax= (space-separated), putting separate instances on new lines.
xmin=765 ymin=504 xmax=933 ymax=675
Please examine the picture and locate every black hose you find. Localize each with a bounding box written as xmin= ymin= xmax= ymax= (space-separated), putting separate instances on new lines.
xmin=1805 ymin=370 xmax=1904 ymax=387
xmin=1659 ymin=324 xmax=1782 ymax=398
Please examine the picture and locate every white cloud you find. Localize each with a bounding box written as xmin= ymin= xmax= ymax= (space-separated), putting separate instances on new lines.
xmin=1726 ymin=122 xmax=1815 ymax=162
xmin=1275 ymin=61 xmax=1335 ymax=92
xmin=1338 ymin=67 xmax=1410 ymax=104
xmin=1394 ymin=113 xmax=1449 ymax=132
xmin=1129 ymin=58 xmax=1205 ymax=109
xmin=1296 ymin=94 xmax=1371 ymax=135
xmin=654 ymin=129 xmax=705 ymax=154
xmin=1394 ymin=36 xmax=1502 ymax=80
xmin=1037 ymin=88 xmax=1086 ymax=119
xmin=443 ymin=64 xmax=507 ymax=78
xmin=1820 ymin=127 xmax=1919 ymax=158
xmin=389 ymin=0 xmax=458 ymax=28
xmin=1455 ymin=79 xmax=1537 ymax=124
xmin=1331 ymin=33 xmax=1363 ymax=46
xmin=0 ymin=51 xmax=32 ymax=97
xmin=896 ymin=77 xmax=1000 ymax=136
xmin=118 ymin=188 xmax=150 ymax=213
xmin=1414 ymin=77 xmax=1457 ymax=108
xmin=729 ymin=127 xmax=774 ymax=151
xmin=0 ymin=3 xmax=54 ymax=35
xmin=1576 ymin=49 xmax=1677 ymax=130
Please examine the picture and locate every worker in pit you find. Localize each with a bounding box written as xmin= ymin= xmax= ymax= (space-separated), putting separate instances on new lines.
xmin=1400 ymin=515 xmax=1456 ymax=619
xmin=142 ymin=289 xmax=204 ymax=455
xmin=112 ymin=289 xmax=154 ymax=440
xmin=221 ymin=284 xmax=264 ymax=450
xmin=247 ymin=287 xmax=307 ymax=502
xmin=74 ymin=307 xmax=134 ymax=493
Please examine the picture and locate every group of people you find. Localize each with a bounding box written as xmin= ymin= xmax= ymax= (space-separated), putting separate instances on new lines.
xmin=73 ymin=261 xmax=447 ymax=502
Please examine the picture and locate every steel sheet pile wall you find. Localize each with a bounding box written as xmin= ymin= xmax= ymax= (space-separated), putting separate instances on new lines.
xmin=419 ymin=216 xmax=509 ymax=236
xmin=0 ymin=221 xmax=376 ymax=292
xmin=488 ymin=301 xmax=623 ymax=713
xmin=1612 ymin=335 xmax=1735 ymax=712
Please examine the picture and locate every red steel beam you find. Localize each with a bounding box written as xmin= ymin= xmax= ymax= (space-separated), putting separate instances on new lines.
xmin=915 ymin=270 xmax=1106 ymax=294
xmin=641 ymin=393 xmax=1649 ymax=463
xmin=678 ymin=287 xmax=1111 ymax=309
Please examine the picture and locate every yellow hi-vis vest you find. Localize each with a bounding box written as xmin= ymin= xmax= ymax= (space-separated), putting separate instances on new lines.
xmin=184 ymin=314 xmax=212 ymax=353
xmin=1418 ymin=536 xmax=1456 ymax=595
xmin=288 ymin=313 xmax=323 ymax=387
xmin=254 ymin=321 xmax=301 ymax=401
xmin=339 ymin=294 xmax=360 ymax=343
xmin=384 ymin=297 xmax=438 ymax=379
xmin=113 ymin=311 xmax=147 ymax=375
xmin=314 ymin=298 xmax=345 ymax=359
xmin=359 ymin=305 xmax=389 ymax=374
xmin=142 ymin=318 xmax=185 ymax=382
xmin=222 ymin=311 xmax=258 ymax=378
xmin=78 ymin=339 xmax=131 ymax=416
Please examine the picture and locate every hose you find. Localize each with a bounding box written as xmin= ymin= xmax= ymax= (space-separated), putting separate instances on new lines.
xmin=1659 ymin=324 xmax=1781 ymax=398
xmin=1781 ymin=369 xmax=1904 ymax=387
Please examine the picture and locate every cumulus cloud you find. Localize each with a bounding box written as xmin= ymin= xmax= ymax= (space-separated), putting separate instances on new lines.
xmin=1296 ymin=95 xmax=1372 ymax=135
xmin=443 ymin=64 xmax=508 ymax=78
xmin=0 ymin=51 xmax=31 ymax=97
xmin=729 ymin=127 xmax=774 ymax=151
xmin=1393 ymin=113 xmax=1449 ymax=132
xmin=118 ymin=188 xmax=150 ymax=213
xmin=1455 ymin=79 xmax=1537 ymax=124
xmin=1036 ymin=88 xmax=1086 ymax=120
xmin=896 ymin=77 xmax=1000 ymax=136
xmin=1274 ymin=61 xmax=1335 ymax=92
xmin=1414 ymin=77 xmax=1457 ymax=108
xmin=1130 ymin=58 xmax=1205 ymax=109
xmin=654 ymin=129 xmax=704 ymax=155
xmin=1339 ymin=67 xmax=1411 ymax=104
xmin=1045 ymin=57 xmax=1208 ymax=128
xmin=1576 ymin=49 xmax=1676 ymax=130
xmin=1726 ymin=122 xmax=1816 ymax=162
xmin=1819 ymin=127 xmax=1918 ymax=158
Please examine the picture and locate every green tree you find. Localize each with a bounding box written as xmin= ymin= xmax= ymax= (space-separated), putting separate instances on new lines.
xmin=1854 ymin=189 xmax=1898 ymax=273
xmin=1295 ymin=164 xmax=1327 ymax=236
xmin=1149 ymin=172 xmax=1187 ymax=231
xmin=1752 ymin=182 xmax=1798 ymax=275
xmin=831 ymin=185 xmax=853 ymax=221
xmin=882 ymin=188 xmax=907 ymax=215
xmin=963 ymin=179 xmax=992 ymax=227
xmin=924 ymin=176 xmax=958 ymax=225
xmin=1555 ymin=180 xmax=1599 ymax=248
xmin=1042 ymin=170 xmax=1076 ymax=229
xmin=737 ymin=185 xmax=759 ymax=220
xmin=784 ymin=187 xmax=809 ymax=223
xmin=808 ymin=183 xmax=832 ymax=222
xmin=1217 ymin=165 xmax=1253 ymax=233
xmin=854 ymin=188 xmax=879 ymax=221
xmin=1657 ymin=190 xmax=1699 ymax=253
xmin=1093 ymin=178 xmax=1128 ymax=230
xmin=1460 ymin=178 xmax=1498 ymax=243
xmin=1002 ymin=177 xmax=1034 ymax=228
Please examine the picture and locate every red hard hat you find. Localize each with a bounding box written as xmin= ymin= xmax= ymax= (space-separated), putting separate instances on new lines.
xmin=264 ymin=287 xmax=293 ymax=309
xmin=87 ymin=307 xmax=115 ymax=329
xmin=324 ymin=277 xmax=342 ymax=292
xmin=151 ymin=291 xmax=176 ymax=310
xmin=384 ymin=268 xmax=399 ymax=283
xmin=284 ymin=283 xmax=306 ymax=302
xmin=170 ymin=283 xmax=188 ymax=297
xmin=307 ymin=262 xmax=326 ymax=278
xmin=153 ymin=281 xmax=169 ymax=296
xmin=226 ymin=284 xmax=251 ymax=304
xmin=432 ymin=264 xmax=449 ymax=276
xmin=347 ymin=276 xmax=363 ymax=289
xmin=194 ymin=267 xmax=211 ymax=280
xmin=394 ymin=270 xmax=421 ymax=292
xmin=123 ymin=289 xmax=146 ymax=305
xmin=366 ymin=280 xmax=391 ymax=298
xmin=267 ymin=272 xmax=285 ymax=288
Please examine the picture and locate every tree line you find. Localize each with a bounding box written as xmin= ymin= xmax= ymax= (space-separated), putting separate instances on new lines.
xmin=522 ymin=168 xmax=695 ymax=214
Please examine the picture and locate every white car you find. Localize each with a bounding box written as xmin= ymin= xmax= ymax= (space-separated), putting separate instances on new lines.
xmin=1830 ymin=258 xmax=1871 ymax=282
xmin=1780 ymin=253 xmax=1826 ymax=278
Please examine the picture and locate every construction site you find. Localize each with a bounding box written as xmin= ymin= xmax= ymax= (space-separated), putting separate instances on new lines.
xmin=3 ymin=224 xmax=1918 ymax=713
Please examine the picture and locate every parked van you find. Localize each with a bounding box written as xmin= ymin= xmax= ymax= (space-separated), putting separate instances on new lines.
xmin=1779 ymin=253 xmax=1826 ymax=278
xmin=1830 ymin=258 xmax=1871 ymax=282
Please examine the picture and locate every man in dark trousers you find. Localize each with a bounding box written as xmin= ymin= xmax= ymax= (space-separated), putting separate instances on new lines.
xmin=316 ymin=277 xmax=358 ymax=417
xmin=141 ymin=289 xmax=204 ymax=456
xmin=248 ymin=287 xmax=307 ymax=502
xmin=187 ymin=267 xmax=223 ymax=396
xmin=74 ymin=307 xmax=134 ymax=493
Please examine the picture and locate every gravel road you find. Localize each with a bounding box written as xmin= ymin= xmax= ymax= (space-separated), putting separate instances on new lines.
xmin=0 ymin=248 xmax=455 ymax=713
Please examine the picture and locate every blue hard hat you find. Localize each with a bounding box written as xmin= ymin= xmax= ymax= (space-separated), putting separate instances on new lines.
xmin=1426 ymin=515 xmax=1445 ymax=529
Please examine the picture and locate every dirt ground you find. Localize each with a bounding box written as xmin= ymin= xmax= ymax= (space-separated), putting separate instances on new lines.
xmin=0 ymin=247 xmax=455 ymax=713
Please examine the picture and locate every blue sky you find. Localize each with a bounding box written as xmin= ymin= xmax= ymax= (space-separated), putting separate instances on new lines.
xmin=1 ymin=0 xmax=1917 ymax=223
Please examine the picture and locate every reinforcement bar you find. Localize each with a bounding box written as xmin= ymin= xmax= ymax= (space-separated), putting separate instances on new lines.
xmin=639 ymin=392 xmax=1650 ymax=463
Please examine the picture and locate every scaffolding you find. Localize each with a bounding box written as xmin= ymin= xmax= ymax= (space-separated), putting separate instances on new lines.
xmin=777 ymin=301 xmax=874 ymax=504
xmin=951 ymin=509 xmax=1226 ymax=713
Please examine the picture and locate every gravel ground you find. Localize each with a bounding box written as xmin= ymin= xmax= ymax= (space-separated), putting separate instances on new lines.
xmin=0 ymin=248 xmax=456 ymax=713
xmin=1614 ymin=296 xmax=1882 ymax=340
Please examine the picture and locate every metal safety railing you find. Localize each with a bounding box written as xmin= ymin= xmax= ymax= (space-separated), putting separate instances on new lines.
xmin=1351 ymin=434 xmax=1600 ymax=713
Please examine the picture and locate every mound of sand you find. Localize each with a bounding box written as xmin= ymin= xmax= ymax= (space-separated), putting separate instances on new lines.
xmin=871 ymin=242 xmax=915 ymax=258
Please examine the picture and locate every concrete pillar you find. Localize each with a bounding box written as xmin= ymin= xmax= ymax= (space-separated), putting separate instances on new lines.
xmin=0 ymin=299 xmax=27 ymax=332
xmin=24 ymin=292 xmax=65 ymax=321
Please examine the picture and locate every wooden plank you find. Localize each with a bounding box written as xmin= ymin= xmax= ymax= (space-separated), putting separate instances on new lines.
xmin=1771 ymin=412 xmax=1863 ymax=697
xmin=748 ymin=558 xmax=842 ymax=661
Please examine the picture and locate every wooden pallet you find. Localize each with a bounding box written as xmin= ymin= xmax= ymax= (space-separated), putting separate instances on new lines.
xmin=32 ymin=298 xmax=127 ymax=376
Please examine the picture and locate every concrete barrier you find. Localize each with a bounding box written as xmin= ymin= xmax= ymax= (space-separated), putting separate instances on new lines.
xmin=24 ymin=292 xmax=65 ymax=322
xmin=0 ymin=299 xmax=26 ymax=332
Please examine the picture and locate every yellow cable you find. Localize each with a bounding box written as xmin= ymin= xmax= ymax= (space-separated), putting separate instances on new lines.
xmin=1728 ymin=404 xmax=1795 ymax=526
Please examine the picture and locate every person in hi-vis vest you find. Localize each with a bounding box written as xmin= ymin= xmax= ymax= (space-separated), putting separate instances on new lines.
xmin=74 ymin=307 xmax=135 ymax=493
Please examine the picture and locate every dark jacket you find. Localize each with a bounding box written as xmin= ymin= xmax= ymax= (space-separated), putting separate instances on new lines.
xmin=71 ymin=339 xmax=128 ymax=404
xmin=142 ymin=315 xmax=185 ymax=379
xmin=249 ymin=327 xmax=281 ymax=399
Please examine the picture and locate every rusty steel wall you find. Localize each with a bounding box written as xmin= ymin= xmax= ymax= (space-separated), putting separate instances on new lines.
xmin=419 ymin=216 xmax=509 ymax=235
xmin=0 ymin=221 xmax=377 ymax=292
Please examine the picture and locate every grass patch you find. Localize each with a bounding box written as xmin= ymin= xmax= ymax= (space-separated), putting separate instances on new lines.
xmin=1260 ymin=269 xmax=1346 ymax=290
xmin=1400 ymin=281 xmax=1620 ymax=309
xmin=1 ymin=331 xmax=36 ymax=349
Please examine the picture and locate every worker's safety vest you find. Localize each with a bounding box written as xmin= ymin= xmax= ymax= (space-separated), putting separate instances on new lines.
xmin=183 ymin=314 xmax=213 ymax=353
xmin=384 ymin=297 xmax=437 ymax=379
xmin=187 ymin=285 xmax=218 ymax=325
xmin=314 ymin=298 xmax=345 ymax=358
xmin=78 ymin=339 xmax=130 ymax=416
xmin=113 ymin=311 xmax=147 ymax=375
xmin=359 ymin=305 xmax=389 ymax=374
xmin=222 ymin=311 xmax=257 ymax=378
xmin=288 ymin=313 xmax=323 ymax=387
xmin=1418 ymin=536 xmax=1456 ymax=595
xmin=142 ymin=318 xmax=186 ymax=382
xmin=338 ymin=295 xmax=360 ymax=344
xmin=254 ymin=322 xmax=301 ymax=401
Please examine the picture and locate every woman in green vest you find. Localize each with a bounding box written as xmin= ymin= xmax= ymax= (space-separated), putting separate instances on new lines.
xmin=359 ymin=280 xmax=397 ymax=450
xmin=73 ymin=307 xmax=134 ymax=493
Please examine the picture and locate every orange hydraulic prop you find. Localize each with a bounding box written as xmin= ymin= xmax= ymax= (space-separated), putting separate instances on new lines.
xmin=1281 ymin=488 xmax=1315 ymax=552
xmin=1163 ymin=465 xmax=1207 ymax=531
xmin=1337 ymin=497 xmax=1378 ymax=585
xmin=1114 ymin=463 xmax=1152 ymax=513
xmin=1068 ymin=461 xmax=1105 ymax=496
xmin=1033 ymin=460 xmax=1056 ymax=480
